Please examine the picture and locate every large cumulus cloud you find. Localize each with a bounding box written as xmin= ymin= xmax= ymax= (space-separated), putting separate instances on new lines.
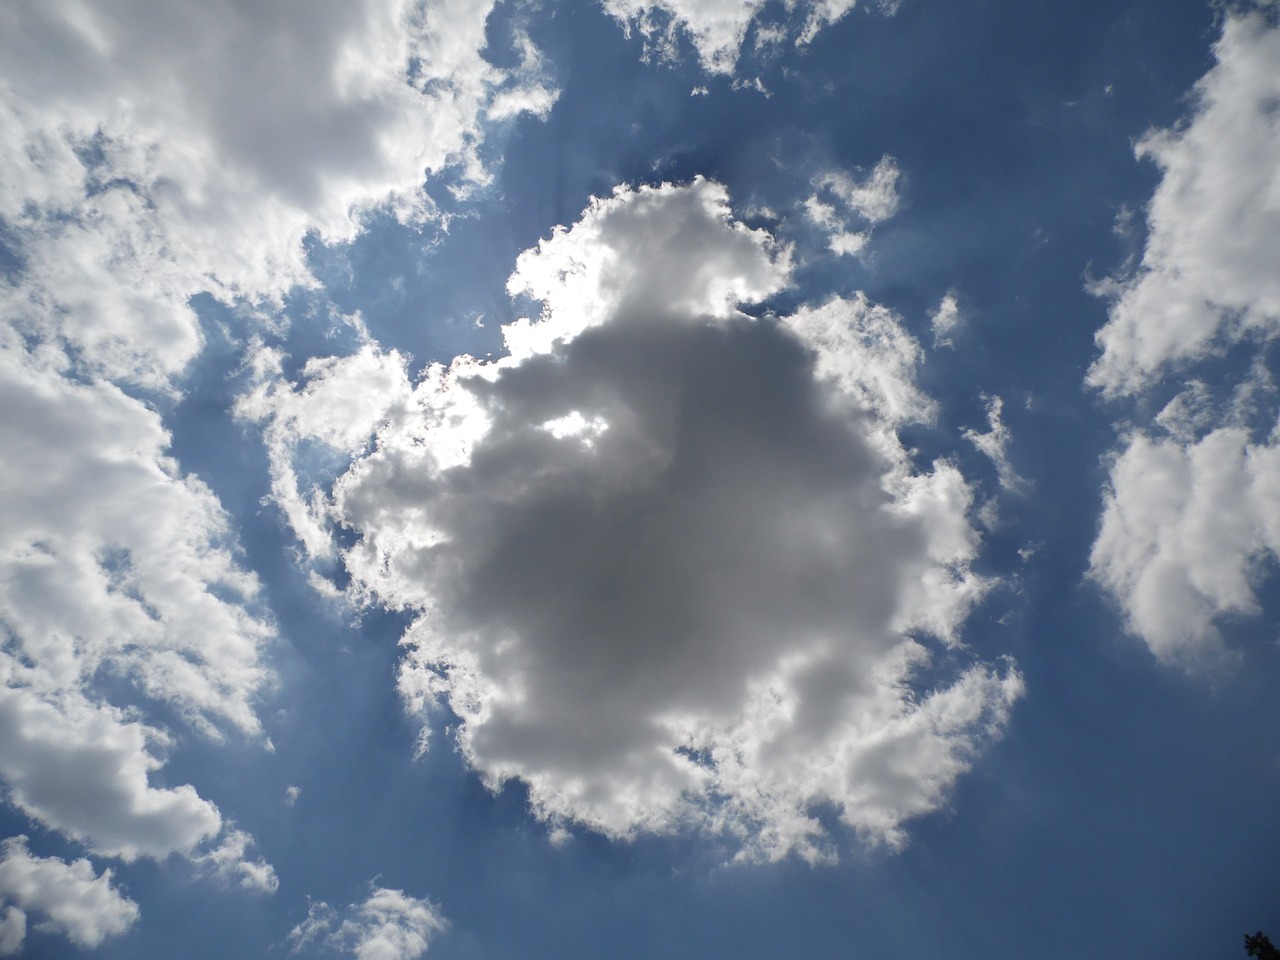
xmin=256 ymin=179 xmax=1021 ymax=861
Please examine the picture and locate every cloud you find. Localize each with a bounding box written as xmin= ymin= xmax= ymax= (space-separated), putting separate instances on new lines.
xmin=236 ymin=342 xmax=415 ymax=561
xmin=963 ymin=396 xmax=1028 ymax=495
xmin=503 ymin=178 xmax=792 ymax=358
xmin=0 ymin=352 xmax=272 ymax=739
xmin=0 ymin=346 xmax=278 ymax=865
xmin=1 ymin=0 xmax=555 ymax=386
xmin=0 ymin=836 xmax=139 ymax=954
xmin=0 ymin=0 xmax=540 ymax=898
xmin=1091 ymin=426 xmax=1280 ymax=665
xmin=262 ymin=180 xmax=1021 ymax=861
xmin=803 ymin=157 xmax=901 ymax=257
xmin=195 ymin=828 xmax=280 ymax=895
xmin=289 ymin=887 xmax=447 ymax=960
xmin=0 ymin=0 xmax=551 ymax=268
xmin=1088 ymin=10 xmax=1280 ymax=395
xmin=0 ymin=687 xmax=222 ymax=861
xmin=602 ymin=0 xmax=871 ymax=75
xmin=930 ymin=292 xmax=963 ymax=347
xmin=1087 ymin=9 xmax=1280 ymax=668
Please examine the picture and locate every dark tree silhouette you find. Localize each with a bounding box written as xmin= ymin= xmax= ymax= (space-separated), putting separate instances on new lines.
xmin=1245 ymin=932 xmax=1280 ymax=960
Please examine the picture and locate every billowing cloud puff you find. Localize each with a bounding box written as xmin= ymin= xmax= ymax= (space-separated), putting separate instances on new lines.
xmin=196 ymin=828 xmax=280 ymax=895
xmin=1092 ymin=426 xmax=1280 ymax=665
xmin=1 ymin=0 xmax=556 ymax=386
xmin=0 ymin=836 xmax=139 ymax=954
xmin=1088 ymin=10 xmax=1280 ymax=667
xmin=0 ymin=0 xmax=546 ymax=902
xmin=261 ymin=181 xmax=1021 ymax=861
xmin=603 ymin=0 xmax=871 ymax=76
xmin=1088 ymin=10 xmax=1280 ymax=395
xmin=289 ymin=886 xmax=447 ymax=960
xmin=0 ymin=341 xmax=279 ymax=868
xmin=504 ymin=178 xmax=792 ymax=358
xmin=0 ymin=687 xmax=221 ymax=861
xmin=0 ymin=352 xmax=272 ymax=738
xmin=237 ymin=343 xmax=416 ymax=563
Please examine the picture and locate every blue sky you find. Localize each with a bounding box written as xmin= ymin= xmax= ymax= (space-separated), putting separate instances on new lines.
xmin=3 ymin=1 xmax=1280 ymax=958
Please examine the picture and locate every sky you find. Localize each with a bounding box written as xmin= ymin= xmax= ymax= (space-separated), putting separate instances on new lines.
xmin=2 ymin=0 xmax=1280 ymax=958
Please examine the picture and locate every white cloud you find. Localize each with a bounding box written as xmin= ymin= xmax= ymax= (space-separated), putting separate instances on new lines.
xmin=1 ymin=0 xmax=557 ymax=370
xmin=0 ymin=352 xmax=272 ymax=738
xmin=1087 ymin=9 xmax=1280 ymax=669
xmin=1088 ymin=10 xmax=1280 ymax=395
xmin=504 ymin=177 xmax=792 ymax=359
xmin=782 ymin=292 xmax=934 ymax=430
xmin=0 ymin=686 xmax=222 ymax=861
xmin=196 ymin=828 xmax=279 ymax=895
xmin=0 ymin=345 xmax=279 ymax=866
xmin=0 ymin=910 xmax=21 ymax=957
xmin=963 ymin=395 xmax=1028 ymax=495
xmin=602 ymin=0 xmax=872 ymax=75
xmin=265 ymin=181 xmax=1020 ymax=861
xmin=236 ymin=341 xmax=415 ymax=561
xmin=930 ymin=291 xmax=963 ymax=347
xmin=0 ymin=0 xmax=542 ymax=894
xmin=289 ymin=887 xmax=447 ymax=960
xmin=1091 ymin=426 xmax=1280 ymax=665
xmin=0 ymin=836 xmax=139 ymax=953
xmin=804 ymin=157 xmax=901 ymax=257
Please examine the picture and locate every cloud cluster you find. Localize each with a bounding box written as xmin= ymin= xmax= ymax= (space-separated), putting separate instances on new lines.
xmin=1 ymin=0 xmax=556 ymax=384
xmin=1088 ymin=10 xmax=1280 ymax=665
xmin=1088 ymin=9 xmax=1280 ymax=395
xmin=289 ymin=886 xmax=447 ymax=960
xmin=602 ymin=0 xmax=875 ymax=75
xmin=0 ymin=837 xmax=139 ymax=954
xmin=1 ymin=0 xmax=554 ymax=943
xmin=803 ymin=156 xmax=902 ymax=257
xmin=0 ymin=340 xmax=274 ymax=901
xmin=257 ymin=180 xmax=1021 ymax=861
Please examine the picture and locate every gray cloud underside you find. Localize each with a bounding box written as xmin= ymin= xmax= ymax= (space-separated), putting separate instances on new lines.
xmin=254 ymin=181 xmax=1023 ymax=861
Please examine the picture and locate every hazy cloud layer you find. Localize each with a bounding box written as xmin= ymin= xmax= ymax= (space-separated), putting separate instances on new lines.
xmin=262 ymin=181 xmax=1021 ymax=861
xmin=1089 ymin=10 xmax=1280 ymax=395
xmin=0 ymin=836 xmax=139 ymax=954
xmin=1089 ymin=10 xmax=1280 ymax=666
